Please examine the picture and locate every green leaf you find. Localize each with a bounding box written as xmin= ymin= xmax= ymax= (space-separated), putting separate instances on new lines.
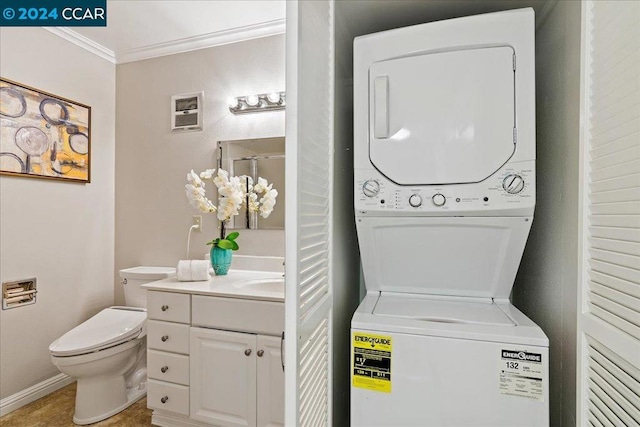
xmin=206 ymin=238 xmax=220 ymax=246
xmin=226 ymin=231 xmax=240 ymax=241
xmin=230 ymin=240 xmax=239 ymax=251
xmin=217 ymin=239 xmax=233 ymax=250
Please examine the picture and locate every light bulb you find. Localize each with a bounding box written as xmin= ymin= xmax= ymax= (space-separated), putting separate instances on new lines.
xmin=228 ymin=97 xmax=240 ymax=109
xmin=267 ymin=92 xmax=281 ymax=104
xmin=246 ymin=95 xmax=260 ymax=107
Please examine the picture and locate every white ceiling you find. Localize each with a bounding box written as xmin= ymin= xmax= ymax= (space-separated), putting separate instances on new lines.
xmin=71 ymin=0 xmax=286 ymax=63
xmin=64 ymin=0 xmax=553 ymax=64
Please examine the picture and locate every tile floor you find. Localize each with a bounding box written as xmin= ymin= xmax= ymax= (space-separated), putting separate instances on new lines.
xmin=0 ymin=383 xmax=152 ymax=426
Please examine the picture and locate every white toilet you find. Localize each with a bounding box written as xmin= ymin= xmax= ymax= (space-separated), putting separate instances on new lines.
xmin=49 ymin=266 xmax=175 ymax=425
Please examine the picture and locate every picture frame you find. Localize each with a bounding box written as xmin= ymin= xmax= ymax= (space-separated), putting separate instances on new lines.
xmin=0 ymin=78 xmax=91 ymax=183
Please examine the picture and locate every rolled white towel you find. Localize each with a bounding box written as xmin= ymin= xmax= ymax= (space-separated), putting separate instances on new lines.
xmin=177 ymin=260 xmax=210 ymax=282
xmin=190 ymin=260 xmax=209 ymax=280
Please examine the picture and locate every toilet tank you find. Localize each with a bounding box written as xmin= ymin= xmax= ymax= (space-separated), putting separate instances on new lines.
xmin=119 ymin=266 xmax=176 ymax=308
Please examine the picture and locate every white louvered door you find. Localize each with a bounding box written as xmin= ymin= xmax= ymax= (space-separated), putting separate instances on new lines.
xmin=284 ymin=0 xmax=334 ymax=426
xmin=577 ymin=1 xmax=640 ymax=425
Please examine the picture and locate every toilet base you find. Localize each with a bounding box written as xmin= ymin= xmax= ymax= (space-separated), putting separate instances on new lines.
xmin=73 ymin=377 xmax=147 ymax=425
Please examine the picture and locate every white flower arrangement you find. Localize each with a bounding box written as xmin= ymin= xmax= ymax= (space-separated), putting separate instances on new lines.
xmin=185 ymin=168 xmax=278 ymax=247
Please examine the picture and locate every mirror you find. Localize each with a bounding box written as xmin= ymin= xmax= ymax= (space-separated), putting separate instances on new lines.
xmin=217 ymin=137 xmax=285 ymax=230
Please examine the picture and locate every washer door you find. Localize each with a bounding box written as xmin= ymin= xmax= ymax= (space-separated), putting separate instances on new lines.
xmin=356 ymin=216 xmax=533 ymax=299
xmin=369 ymin=46 xmax=515 ymax=185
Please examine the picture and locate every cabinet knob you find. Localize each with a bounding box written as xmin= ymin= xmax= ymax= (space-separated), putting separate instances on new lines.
xmin=161 ymin=366 xmax=168 ymax=373
xmin=161 ymin=335 xmax=169 ymax=342
xmin=161 ymin=305 xmax=169 ymax=312
xmin=257 ymin=350 xmax=264 ymax=357
xmin=244 ymin=349 xmax=252 ymax=356
xmin=161 ymin=396 xmax=168 ymax=404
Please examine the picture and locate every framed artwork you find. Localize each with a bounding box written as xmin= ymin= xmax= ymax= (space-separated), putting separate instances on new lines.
xmin=0 ymin=78 xmax=91 ymax=183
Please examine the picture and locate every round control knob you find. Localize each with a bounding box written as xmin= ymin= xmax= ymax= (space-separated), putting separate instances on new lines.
xmin=362 ymin=180 xmax=380 ymax=197
xmin=432 ymin=193 xmax=446 ymax=207
xmin=503 ymin=174 xmax=525 ymax=194
xmin=408 ymin=194 xmax=422 ymax=207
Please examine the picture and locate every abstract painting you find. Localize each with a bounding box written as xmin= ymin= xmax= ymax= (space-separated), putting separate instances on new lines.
xmin=0 ymin=78 xmax=91 ymax=182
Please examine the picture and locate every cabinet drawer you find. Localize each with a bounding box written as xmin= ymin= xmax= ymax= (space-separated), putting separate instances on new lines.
xmin=147 ymin=379 xmax=189 ymax=416
xmin=147 ymin=291 xmax=190 ymax=323
xmin=148 ymin=320 xmax=190 ymax=354
xmin=192 ymin=296 xmax=284 ymax=336
xmin=148 ymin=349 xmax=189 ymax=385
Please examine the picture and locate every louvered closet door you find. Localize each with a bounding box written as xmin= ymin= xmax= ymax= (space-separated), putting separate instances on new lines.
xmin=284 ymin=0 xmax=334 ymax=426
xmin=578 ymin=1 xmax=640 ymax=426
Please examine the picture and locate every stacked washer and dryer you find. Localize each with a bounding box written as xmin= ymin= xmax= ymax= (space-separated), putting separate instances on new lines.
xmin=351 ymin=9 xmax=549 ymax=427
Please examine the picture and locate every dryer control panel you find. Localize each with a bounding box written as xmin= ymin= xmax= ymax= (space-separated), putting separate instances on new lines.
xmin=355 ymin=160 xmax=535 ymax=216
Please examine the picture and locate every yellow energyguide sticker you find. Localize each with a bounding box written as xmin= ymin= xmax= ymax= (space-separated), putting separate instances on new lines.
xmin=352 ymin=332 xmax=392 ymax=393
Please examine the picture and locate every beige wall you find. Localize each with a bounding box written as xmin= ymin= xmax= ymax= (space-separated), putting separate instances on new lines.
xmin=0 ymin=28 xmax=116 ymax=399
xmin=115 ymin=35 xmax=285 ymax=304
xmin=513 ymin=2 xmax=582 ymax=426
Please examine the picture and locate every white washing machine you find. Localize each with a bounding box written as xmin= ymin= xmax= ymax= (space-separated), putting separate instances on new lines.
xmin=351 ymin=8 xmax=549 ymax=427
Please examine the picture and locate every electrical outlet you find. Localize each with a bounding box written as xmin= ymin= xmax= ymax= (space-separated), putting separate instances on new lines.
xmin=193 ymin=215 xmax=202 ymax=232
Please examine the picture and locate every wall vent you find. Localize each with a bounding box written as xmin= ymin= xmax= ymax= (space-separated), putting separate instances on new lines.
xmin=171 ymin=91 xmax=203 ymax=132
xmin=2 ymin=278 xmax=37 ymax=309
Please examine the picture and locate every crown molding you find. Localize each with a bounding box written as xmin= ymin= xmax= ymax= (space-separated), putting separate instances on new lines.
xmin=118 ymin=18 xmax=286 ymax=64
xmin=44 ymin=19 xmax=285 ymax=64
xmin=44 ymin=27 xmax=116 ymax=64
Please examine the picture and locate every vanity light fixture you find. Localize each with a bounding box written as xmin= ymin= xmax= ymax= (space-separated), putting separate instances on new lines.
xmin=228 ymin=91 xmax=286 ymax=114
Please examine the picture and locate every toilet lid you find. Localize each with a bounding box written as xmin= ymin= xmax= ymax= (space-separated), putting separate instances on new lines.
xmin=49 ymin=307 xmax=146 ymax=356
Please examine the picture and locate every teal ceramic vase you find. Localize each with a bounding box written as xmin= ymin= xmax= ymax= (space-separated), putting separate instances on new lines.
xmin=210 ymin=245 xmax=232 ymax=276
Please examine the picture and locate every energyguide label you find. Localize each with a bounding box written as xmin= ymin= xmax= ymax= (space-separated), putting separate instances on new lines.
xmin=352 ymin=332 xmax=392 ymax=393
xmin=499 ymin=349 xmax=544 ymax=401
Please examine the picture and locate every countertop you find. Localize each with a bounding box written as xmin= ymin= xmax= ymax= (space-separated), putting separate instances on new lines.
xmin=142 ymin=269 xmax=285 ymax=302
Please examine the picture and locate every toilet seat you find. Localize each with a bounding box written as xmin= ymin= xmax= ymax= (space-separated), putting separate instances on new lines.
xmin=49 ymin=307 xmax=146 ymax=357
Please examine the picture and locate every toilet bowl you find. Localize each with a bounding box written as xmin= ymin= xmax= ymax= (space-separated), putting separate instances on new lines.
xmin=49 ymin=266 xmax=174 ymax=425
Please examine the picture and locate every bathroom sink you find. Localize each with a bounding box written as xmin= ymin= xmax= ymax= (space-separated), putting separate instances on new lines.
xmin=232 ymin=277 xmax=284 ymax=293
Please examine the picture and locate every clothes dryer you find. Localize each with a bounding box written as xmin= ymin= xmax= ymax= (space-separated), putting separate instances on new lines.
xmin=351 ymin=8 xmax=548 ymax=427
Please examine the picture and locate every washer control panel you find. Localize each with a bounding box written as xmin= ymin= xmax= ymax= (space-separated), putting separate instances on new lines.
xmin=362 ymin=180 xmax=381 ymax=197
xmin=432 ymin=193 xmax=446 ymax=206
xmin=409 ymin=194 xmax=423 ymax=207
xmin=355 ymin=161 xmax=534 ymax=214
xmin=503 ymin=174 xmax=525 ymax=194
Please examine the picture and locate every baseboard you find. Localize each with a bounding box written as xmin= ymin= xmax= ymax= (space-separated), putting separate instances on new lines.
xmin=152 ymin=410 xmax=210 ymax=427
xmin=0 ymin=373 xmax=74 ymax=417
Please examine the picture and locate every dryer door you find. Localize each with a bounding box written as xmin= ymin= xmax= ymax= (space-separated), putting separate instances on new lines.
xmin=369 ymin=46 xmax=515 ymax=185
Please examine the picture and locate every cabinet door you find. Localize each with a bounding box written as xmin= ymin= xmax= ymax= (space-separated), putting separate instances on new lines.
xmin=257 ymin=335 xmax=285 ymax=427
xmin=190 ymin=327 xmax=257 ymax=426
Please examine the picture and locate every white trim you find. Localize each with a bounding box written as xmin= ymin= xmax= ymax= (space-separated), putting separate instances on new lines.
xmin=284 ymin=2 xmax=299 ymax=425
xmin=0 ymin=373 xmax=74 ymax=417
xmin=43 ymin=27 xmax=116 ymax=64
xmin=117 ymin=19 xmax=286 ymax=64
xmin=576 ymin=2 xmax=592 ymax=426
xmin=43 ymin=19 xmax=285 ymax=65
xmin=152 ymin=410 xmax=210 ymax=427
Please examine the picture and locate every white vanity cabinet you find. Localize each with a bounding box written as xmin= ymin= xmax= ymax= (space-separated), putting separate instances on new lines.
xmin=190 ymin=295 xmax=285 ymax=427
xmin=146 ymin=291 xmax=192 ymax=417
xmin=144 ymin=286 xmax=284 ymax=427
xmin=190 ymin=329 xmax=284 ymax=427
